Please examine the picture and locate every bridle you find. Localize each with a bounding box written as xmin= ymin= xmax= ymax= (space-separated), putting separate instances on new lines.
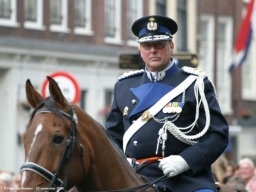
xmin=20 ymin=103 xmax=167 ymax=192
xmin=20 ymin=104 xmax=86 ymax=192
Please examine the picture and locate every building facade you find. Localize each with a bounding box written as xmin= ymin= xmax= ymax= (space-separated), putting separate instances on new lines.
xmin=0 ymin=0 xmax=146 ymax=173
xmin=198 ymin=0 xmax=256 ymax=163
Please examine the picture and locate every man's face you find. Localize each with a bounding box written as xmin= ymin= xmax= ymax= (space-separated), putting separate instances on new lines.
xmin=239 ymin=162 xmax=255 ymax=182
xmin=140 ymin=40 xmax=174 ymax=72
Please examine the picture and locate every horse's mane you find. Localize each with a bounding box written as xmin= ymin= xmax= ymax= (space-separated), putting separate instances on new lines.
xmin=96 ymin=121 xmax=129 ymax=162
xmin=96 ymin=121 xmax=150 ymax=182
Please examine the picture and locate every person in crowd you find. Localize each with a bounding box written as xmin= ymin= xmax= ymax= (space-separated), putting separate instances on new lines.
xmin=0 ymin=172 xmax=13 ymax=192
xmin=224 ymin=160 xmax=239 ymax=177
xmin=212 ymin=154 xmax=228 ymax=183
xmin=238 ymin=157 xmax=256 ymax=192
xmin=223 ymin=175 xmax=247 ymax=192
xmin=11 ymin=173 xmax=21 ymax=188
xmin=105 ymin=15 xmax=229 ymax=192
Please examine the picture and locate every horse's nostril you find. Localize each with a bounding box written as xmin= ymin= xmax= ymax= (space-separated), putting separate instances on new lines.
xmin=52 ymin=135 xmax=64 ymax=144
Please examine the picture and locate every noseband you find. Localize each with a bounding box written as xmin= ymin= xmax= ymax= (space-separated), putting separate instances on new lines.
xmin=20 ymin=104 xmax=85 ymax=191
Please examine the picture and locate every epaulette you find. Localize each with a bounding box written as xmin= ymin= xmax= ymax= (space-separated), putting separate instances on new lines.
xmin=118 ymin=69 xmax=144 ymax=81
xmin=182 ymin=66 xmax=217 ymax=98
xmin=182 ymin=66 xmax=207 ymax=77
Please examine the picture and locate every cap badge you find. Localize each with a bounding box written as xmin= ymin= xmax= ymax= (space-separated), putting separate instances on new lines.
xmin=147 ymin=17 xmax=157 ymax=31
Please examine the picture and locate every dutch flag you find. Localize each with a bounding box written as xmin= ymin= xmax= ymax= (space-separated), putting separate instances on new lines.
xmin=229 ymin=0 xmax=256 ymax=72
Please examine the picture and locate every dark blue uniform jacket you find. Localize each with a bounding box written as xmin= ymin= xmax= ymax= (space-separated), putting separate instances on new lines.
xmin=106 ymin=64 xmax=229 ymax=192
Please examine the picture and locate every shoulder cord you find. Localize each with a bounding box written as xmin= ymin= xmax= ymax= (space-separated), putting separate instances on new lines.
xmin=156 ymin=75 xmax=211 ymax=157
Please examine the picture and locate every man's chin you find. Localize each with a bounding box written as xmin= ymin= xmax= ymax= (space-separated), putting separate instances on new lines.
xmin=147 ymin=64 xmax=164 ymax=71
xmin=149 ymin=62 xmax=161 ymax=67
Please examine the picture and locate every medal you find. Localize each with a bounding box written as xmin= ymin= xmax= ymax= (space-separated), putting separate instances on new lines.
xmin=163 ymin=102 xmax=183 ymax=113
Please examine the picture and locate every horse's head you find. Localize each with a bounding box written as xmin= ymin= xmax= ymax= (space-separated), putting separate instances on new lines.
xmin=20 ymin=77 xmax=86 ymax=191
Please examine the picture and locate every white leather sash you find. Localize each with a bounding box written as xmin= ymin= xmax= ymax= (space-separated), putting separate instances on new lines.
xmin=123 ymin=75 xmax=198 ymax=152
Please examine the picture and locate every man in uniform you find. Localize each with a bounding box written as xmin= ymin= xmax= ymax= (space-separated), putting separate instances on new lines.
xmin=105 ymin=15 xmax=229 ymax=192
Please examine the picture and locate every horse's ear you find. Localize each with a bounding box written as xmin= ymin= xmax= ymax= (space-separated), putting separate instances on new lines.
xmin=47 ymin=76 xmax=68 ymax=108
xmin=26 ymin=79 xmax=44 ymax=108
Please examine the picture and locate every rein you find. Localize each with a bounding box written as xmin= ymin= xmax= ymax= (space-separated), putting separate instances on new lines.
xmin=94 ymin=160 xmax=169 ymax=192
xmin=94 ymin=175 xmax=168 ymax=192
xmin=20 ymin=104 xmax=86 ymax=191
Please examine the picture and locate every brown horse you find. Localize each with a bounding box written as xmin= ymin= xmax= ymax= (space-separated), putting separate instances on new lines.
xmin=18 ymin=77 xmax=235 ymax=192
xmin=19 ymin=77 xmax=156 ymax=192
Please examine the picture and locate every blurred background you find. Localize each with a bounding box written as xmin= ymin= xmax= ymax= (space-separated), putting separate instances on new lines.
xmin=0 ymin=0 xmax=255 ymax=176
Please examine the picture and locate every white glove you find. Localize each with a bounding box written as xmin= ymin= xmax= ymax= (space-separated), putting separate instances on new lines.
xmin=127 ymin=158 xmax=133 ymax=166
xmin=159 ymin=155 xmax=190 ymax=177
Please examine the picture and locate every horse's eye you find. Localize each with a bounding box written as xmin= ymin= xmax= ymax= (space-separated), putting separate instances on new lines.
xmin=52 ymin=135 xmax=64 ymax=144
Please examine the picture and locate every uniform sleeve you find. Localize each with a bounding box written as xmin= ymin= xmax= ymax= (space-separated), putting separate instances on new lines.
xmin=179 ymin=78 xmax=229 ymax=175
xmin=105 ymin=82 xmax=125 ymax=150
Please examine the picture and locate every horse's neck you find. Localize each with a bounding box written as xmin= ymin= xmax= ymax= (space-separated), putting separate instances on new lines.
xmin=77 ymin=117 xmax=148 ymax=191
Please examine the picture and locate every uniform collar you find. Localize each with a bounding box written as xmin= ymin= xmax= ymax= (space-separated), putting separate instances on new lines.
xmin=145 ymin=59 xmax=177 ymax=82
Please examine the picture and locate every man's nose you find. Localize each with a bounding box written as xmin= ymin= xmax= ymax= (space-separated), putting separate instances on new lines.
xmin=149 ymin=44 xmax=157 ymax=51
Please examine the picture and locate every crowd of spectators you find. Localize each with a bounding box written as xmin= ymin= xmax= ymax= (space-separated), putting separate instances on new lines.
xmin=1 ymin=156 xmax=256 ymax=191
xmin=0 ymin=171 xmax=20 ymax=192
xmin=212 ymin=156 xmax=256 ymax=192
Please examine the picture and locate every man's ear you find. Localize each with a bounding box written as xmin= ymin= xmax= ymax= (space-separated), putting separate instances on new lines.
xmin=170 ymin=41 xmax=174 ymax=48
xmin=139 ymin=45 xmax=142 ymax=56
xmin=170 ymin=41 xmax=174 ymax=54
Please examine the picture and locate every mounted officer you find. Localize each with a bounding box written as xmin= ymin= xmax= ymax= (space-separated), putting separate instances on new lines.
xmin=106 ymin=15 xmax=229 ymax=192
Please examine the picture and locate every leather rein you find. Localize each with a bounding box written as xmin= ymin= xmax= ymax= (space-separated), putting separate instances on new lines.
xmin=20 ymin=104 xmax=166 ymax=192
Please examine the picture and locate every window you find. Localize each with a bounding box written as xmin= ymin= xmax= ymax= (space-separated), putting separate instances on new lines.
xmin=0 ymin=0 xmax=10 ymax=18
xmin=127 ymin=0 xmax=143 ymax=46
xmin=127 ymin=0 xmax=137 ymax=41
xmin=216 ymin=17 xmax=233 ymax=114
xmin=50 ymin=0 xmax=70 ymax=33
xmin=177 ymin=0 xmax=187 ymax=51
xmin=50 ymin=0 xmax=62 ymax=25
xmin=75 ymin=0 xmax=85 ymax=27
xmin=242 ymin=32 xmax=256 ymax=100
xmin=24 ymin=0 xmax=45 ymax=30
xmin=74 ymin=0 xmax=93 ymax=35
xmin=242 ymin=2 xmax=256 ymax=100
xmin=105 ymin=0 xmax=115 ymax=38
xmin=78 ymin=90 xmax=87 ymax=111
xmin=156 ymin=0 xmax=166 ymax=16
xmin=0 ymin=0 xmax=19 ymax=27
xmin=104 ymin=0 xmax=123 ymax=44
xmin=104 ymin=90 xmax=113 ymax=119
xmin=198 ymin=15 xmax=214 ymax=80
xmin=25 ymin=0 xmax=36 ymax=21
